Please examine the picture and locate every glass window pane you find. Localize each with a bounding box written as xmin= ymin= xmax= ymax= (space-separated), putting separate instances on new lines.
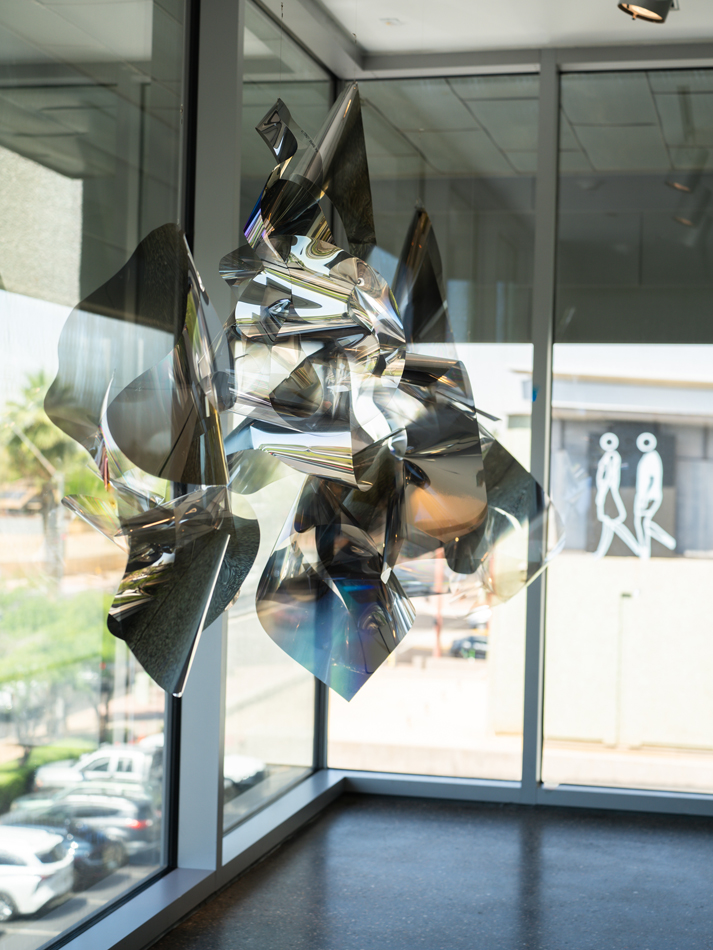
xmin=326 ymin=74 xmax=539 ymax=782
xmin=0 ymin=0 xmax=186 ymax=942
xmin=222 ymin=1 xmax=332 ymax=833
xmin=544 ymin=69 xmax=713 ymax=793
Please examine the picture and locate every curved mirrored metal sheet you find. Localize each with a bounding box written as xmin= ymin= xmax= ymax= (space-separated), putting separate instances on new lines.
xmin=45 ymin=224 xmax=189 ymax=452
xmin=256 ymin=477 xmax=414 ymax=701
xmin=254 ymin=83 xmax=375 ymax=259
xmin=108 ymin=487 xmax=259 ymax=696
xmin=393 ymin=206 xmax=455 ymax=348
xmin=43 ymin=81 xmax=562 ymax=703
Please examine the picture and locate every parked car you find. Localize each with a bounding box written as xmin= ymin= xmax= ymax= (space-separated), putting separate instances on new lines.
xmin=59 ymin=822 xmax=127 ymax=889
xmin=138 ymin=735 xmax=265 ymax=803
xmin=223 ymin=754 xmax=267 ymax=802
xmin=33 ymin=744 xmax=162 ymax=793
xmin=12 ymin=779 xmax=160 ymax=816
xmin=0 ymin=827 xmax=73 ymax=921
xmin=2 ymin=792 xmax=160 ymax=862
xmin=2 ymin=819 xmax=127 ymax=891
xmin=449 ymin=634 xmax=488 ymax=659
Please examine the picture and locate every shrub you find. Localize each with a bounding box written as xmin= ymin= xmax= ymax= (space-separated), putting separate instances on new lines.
xmin=0 ymin=740 xmax=96 ymax=814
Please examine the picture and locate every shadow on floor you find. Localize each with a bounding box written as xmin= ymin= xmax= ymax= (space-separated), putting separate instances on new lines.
xmin=151 ymin=794 xmax=713 ymax=950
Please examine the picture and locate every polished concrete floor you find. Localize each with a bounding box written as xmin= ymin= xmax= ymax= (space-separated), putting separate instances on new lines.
xmin=152 ymin=794 xmax=713 ymax=950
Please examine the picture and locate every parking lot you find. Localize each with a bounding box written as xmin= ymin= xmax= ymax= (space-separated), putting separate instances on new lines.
xmin=0 ymin=864 xmax=157 ymax=950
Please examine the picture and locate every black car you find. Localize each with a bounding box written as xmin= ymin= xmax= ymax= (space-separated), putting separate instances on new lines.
xmin=2 ymin=793 xmax=160 ymax=863
xmin=449 ymin=635 xmax=488 ymax=659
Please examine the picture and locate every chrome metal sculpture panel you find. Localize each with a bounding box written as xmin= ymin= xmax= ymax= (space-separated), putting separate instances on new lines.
xmin=46 ymin=83 xmax=563 ymax=700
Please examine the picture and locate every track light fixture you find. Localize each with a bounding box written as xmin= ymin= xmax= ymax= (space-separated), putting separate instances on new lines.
xmin=618 ymin=0 xmax=673 ymax=22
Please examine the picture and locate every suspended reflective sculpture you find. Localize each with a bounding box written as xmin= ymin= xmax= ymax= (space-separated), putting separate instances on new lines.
xmin=46 ymin=82 xmax=563 ymax=701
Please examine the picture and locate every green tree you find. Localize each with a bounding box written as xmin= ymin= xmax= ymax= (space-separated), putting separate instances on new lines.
xmin=2 ymin=371 xmax=98 ymax=495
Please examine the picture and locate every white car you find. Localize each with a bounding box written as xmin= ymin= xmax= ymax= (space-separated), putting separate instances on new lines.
xmin=138 ymin=735 xmax=266 ymax=790
xmin=0 ymin=827 xmax=74 ymax=920
xmin=33 ymin=744 xmax=162 ymax=793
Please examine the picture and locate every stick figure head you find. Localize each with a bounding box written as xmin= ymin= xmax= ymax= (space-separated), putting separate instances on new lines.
xmin=636 ymin=432 xmax=657 ymax=453
xmin=600 ymin=432 xmax=619 ymax=451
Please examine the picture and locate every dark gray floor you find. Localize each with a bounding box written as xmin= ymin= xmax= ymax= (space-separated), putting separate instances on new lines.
xmin=152 ymin=794 xmax=713 ymax=950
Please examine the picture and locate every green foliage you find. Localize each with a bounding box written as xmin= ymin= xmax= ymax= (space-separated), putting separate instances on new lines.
xmin=26 ymin=741 xmax=96 ymax=771
xmin=1 ymin=370 xmax=97 ymax=494
xmin=0 ymin=585 xmax=105 ymax=684
xmin=0 ymin=741 xmax=96 ymax=814
xmin=0 ymin=583 xmax=107 ymax=749
xmin=0 ymin=770 xmax=27 ymax=814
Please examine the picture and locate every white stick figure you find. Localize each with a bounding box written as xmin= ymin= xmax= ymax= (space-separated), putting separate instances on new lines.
xmin=593 ymin=432 xmax=640 ymax=558
xmin=634 ymin=432 xmax=676 ymax=559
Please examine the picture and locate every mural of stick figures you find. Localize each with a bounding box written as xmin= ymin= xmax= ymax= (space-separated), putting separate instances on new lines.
xmin=634 ymin=432 xmax=676 ymax=559
xmin=593 ymin=432 xmax=640 ymax=558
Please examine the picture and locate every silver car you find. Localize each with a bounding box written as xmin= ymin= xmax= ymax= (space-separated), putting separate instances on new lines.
xmin=0 ymin=827 xmax=74 ymax=920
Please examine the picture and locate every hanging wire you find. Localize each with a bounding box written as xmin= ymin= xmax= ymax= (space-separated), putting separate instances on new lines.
xmin=279 ymin=2 xmax=284 ymax=92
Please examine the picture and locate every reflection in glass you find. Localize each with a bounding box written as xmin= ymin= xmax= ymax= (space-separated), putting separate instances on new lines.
xmin=0 ymin=0 xmax=185 ymax=943
xmin=219 ymin=77 xmax=558 ymax=706
xmin=223 ymin=1 xmax=332 ymax=830
xmin=328 ymin=74 xmax=541 ymax=782
xmin=543 ymin=68 xmax=713 ymax=794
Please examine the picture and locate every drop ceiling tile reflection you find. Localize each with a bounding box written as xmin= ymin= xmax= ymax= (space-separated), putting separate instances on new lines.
xmin=360 ymin=79 xmax=476 ymax=132
xmin=405 ymin=128 xmax=513 ymax=175
xmin=466 ymin=98 xmax=537 ymax=151
xmin=243 ymin=27 xmax=272 ymax=58
xmin=0 ymin=23 xmax=53 ymax=63
xmin=362 ymin=104 xmax=421 ymax=158
xmin=37 ymin=106 xmax=115 ymax=137
xmin=0 ymin=133 xmax=113 ymax=177
xmin=241 ymin=142 xmax=275 ymax=179
xmin=50 ymin=2 xmax=152 ymax=60
xmin=147 ymin=107 xmax=181 ymax=134
xmin=574 ymin=125 xmax=669 ymax=173
xmin=508 ymin=151 xmax=537 ymax=174
xmin=560 ymin=150 xmax=593 ymax=174
xmin=559 ymin=115 xmax=579 ymax=151
xmin=448 ymin=75 xmax=539 ymax=101
xmin=242 ymin=82 xmax=331 ymax=113
xmin=649 ymin=70 xmax=713 ymax=95
xmin=656 ymin=92 xmax=713 ymax=148
xmin=366 ymin=154 xmax=431 ymax=179
xmin=0 ymin=95 xmax=77 ymax=136
xmin=669 ymin=147 xmax=713 ymax=170
xmin=0 ymin=1 xmax=101 ymax=55
xmin=0 ymin=0 xmax=153 ymax=62
xmin=0 ymin=86 xmax=114 ymax=111
xmin=561 ymin=73 xmax=658 ymax=126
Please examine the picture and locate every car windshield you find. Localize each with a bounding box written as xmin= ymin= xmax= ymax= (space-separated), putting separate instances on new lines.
xmin=37 ymin=843 xmax=68 ymax=864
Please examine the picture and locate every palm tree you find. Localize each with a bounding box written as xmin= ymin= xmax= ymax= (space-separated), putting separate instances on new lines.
xmin=1 ymin=371 xmax=87 ymax=580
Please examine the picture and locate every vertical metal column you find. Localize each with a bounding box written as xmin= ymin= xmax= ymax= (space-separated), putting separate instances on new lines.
xmin=177 ymin=0 xmax=246 ymax=871
xmin=193 ymin=0 xmax=245 ymax=307
xmin=520 ymin=48 xmax=559 ymax=804
xmin=312 ymin=74 xmax=342 ymax=774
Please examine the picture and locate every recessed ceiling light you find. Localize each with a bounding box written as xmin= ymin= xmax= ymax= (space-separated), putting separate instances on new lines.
xmin=380 ymin=17 xmax=403 ymax=26
xmin=617 ymin=0 xmax=675 ymax=22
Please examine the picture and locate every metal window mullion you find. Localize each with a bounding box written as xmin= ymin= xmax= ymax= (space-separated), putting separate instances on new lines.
xmin=176 ymin=0 xmax=246 ymax=873
xmin=312 ymin=74 xmax=343 ymax=773
xmin=520 ymin=48 xmax=559 ymax=805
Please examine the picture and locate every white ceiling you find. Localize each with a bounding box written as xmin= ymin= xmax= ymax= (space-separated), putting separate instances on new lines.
xmin=318 ymin=0 xmax=713 ymax=54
